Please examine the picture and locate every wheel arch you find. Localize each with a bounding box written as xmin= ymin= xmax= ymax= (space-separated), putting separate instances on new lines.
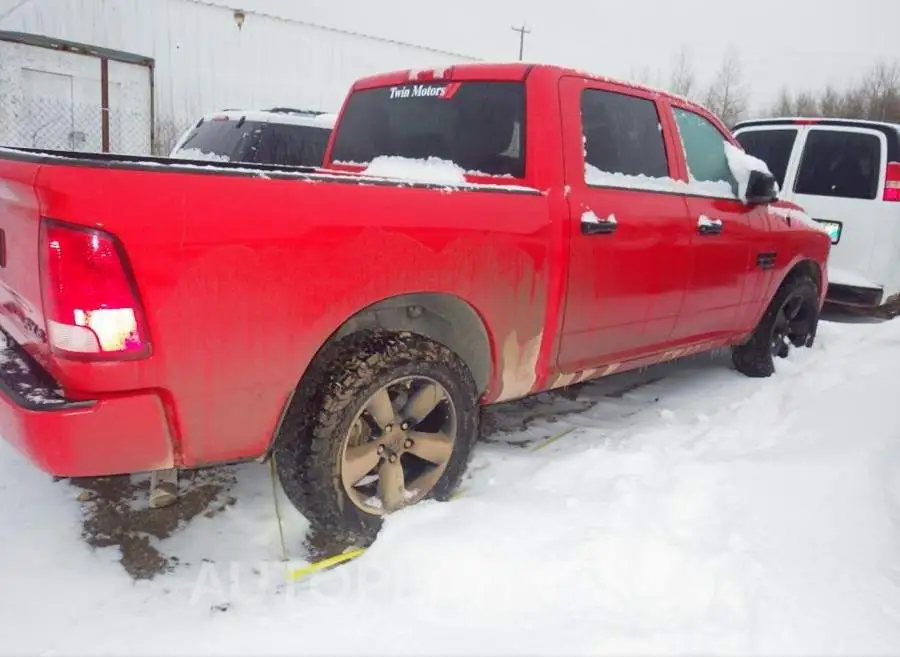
xmin=738 ymin=257 xmax=823 ymax=347
xmin=329 ymin=292 xmax=493 ymax=394
xmin=264 ymin=292 xmax=493 ymax=460
xmin=780 ymin=257 xmax=823 ymax=293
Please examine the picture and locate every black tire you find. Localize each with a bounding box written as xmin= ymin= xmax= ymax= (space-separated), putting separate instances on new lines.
xmin=273 ymin=331 xmax=479 ymax=545
xmin=732 ymin=274 xmax=820 ymax=378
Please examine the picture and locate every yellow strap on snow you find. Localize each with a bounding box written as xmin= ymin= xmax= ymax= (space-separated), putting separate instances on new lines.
xmin=287 ymin=431 xmax=583 ymax=584
xmin=530 ymin=427 xmax=576 ymax=452
xmin=289 ymin=547 xmax=368 ymax=582
xmin=269 ymin=458 xmax=289 ymax=562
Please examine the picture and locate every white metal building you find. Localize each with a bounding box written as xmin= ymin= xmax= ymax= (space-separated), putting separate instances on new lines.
xmin=0 ymin=0 xmax=478 ymax=154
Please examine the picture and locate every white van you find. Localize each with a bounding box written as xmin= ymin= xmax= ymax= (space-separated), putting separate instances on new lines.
xmin=733 ymin=118 xmax=900 ymax=317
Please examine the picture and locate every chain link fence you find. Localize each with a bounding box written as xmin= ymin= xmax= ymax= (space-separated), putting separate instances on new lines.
xmin=0 ymin=94 xmax=153 ymax=155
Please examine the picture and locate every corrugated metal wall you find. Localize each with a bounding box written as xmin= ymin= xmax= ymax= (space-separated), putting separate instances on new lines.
xmin=0 ymin=0 xmax=478 ymax=151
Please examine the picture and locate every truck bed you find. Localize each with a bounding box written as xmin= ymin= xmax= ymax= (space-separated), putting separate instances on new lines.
xmin=0 ymin=144 xmax=554 ymax=471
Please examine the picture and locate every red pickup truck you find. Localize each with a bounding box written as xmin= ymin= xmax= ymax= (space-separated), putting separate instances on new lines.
xmin=0 ymin=63 xmax=829 ymax=541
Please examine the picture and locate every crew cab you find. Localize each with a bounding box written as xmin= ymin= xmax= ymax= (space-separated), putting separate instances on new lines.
xmin=0 ymin=63 xmax=830 ymax=541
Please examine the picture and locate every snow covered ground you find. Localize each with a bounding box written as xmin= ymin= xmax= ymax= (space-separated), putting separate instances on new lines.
xmin=3 ymin=314 xmax=900 ymax=656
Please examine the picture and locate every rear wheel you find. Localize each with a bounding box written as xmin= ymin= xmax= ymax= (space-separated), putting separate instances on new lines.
xmin=274 ymin=332 xmax=479 ymax=544
xmin=732 ymin=274 xmax=820 ymax=378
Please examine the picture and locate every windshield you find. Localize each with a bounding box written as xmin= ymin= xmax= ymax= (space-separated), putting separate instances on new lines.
xmin=330 ymin=81 xmax=526 ymax=178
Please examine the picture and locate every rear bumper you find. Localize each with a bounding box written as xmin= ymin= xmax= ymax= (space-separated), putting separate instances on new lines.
xmin=0 ymin=331 xmax=174 ymax=477
xmin=826 ymin=282 xmax=884 ymax=309
xmin=824 ymin=265 xmax=895 ymax=312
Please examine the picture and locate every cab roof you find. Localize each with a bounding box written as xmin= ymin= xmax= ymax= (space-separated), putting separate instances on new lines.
xmin=351 ymin=62 xmax=706 ymax=112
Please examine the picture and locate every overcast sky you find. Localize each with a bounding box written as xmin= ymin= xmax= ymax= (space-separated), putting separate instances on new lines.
xmin=293 ymin=0 xmax=895 ymax=113
xmin=1 ymin=0 xmax=894 ymax=113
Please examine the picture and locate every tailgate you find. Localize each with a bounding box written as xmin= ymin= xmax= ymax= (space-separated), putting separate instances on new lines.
xmin=0 ymin=156 xmax=48 ymax=354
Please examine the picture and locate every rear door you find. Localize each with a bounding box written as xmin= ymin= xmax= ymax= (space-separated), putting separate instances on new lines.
xmin=556 ymin=78 xmax=694 ymax=372
xmin=788 ymin=126 xmax=888 ymax=286
xmin=668 ymin=105 xmax=772 ymax=340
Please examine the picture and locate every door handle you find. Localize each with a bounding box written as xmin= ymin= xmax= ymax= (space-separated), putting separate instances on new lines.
xmin=582 ymin=210 xmax=618 ymax=235
xmin=697 ymin=215 xmax=723 ymax=236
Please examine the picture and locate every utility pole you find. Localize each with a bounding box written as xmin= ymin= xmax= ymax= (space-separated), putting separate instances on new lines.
xmin=511 ymin=23 xmax=531 ymax=61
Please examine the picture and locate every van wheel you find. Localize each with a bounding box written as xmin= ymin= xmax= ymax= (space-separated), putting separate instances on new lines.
xmin=732 ymin=274 xmax=820 ymax=378
xmin=275 ymin=332 xmax=479 ymax=543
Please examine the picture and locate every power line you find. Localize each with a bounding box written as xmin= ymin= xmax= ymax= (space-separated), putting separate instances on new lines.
xmin=511 ymin=23 xmax=531 ymax=61
xmin=0 ymin=0 xmax=34 ymax=24
xmin=183 ymin=0 xmax=481 ymax=61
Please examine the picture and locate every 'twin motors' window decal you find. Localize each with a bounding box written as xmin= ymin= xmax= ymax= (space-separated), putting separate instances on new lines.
xmin=388 ymin=83 xmax=462 ymax=100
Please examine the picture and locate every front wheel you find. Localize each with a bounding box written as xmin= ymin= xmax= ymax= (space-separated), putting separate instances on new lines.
xmin=274 ymin=332 xmax=479 ymax=543
xmin=732 ymin=274 xmax=820 ymax=378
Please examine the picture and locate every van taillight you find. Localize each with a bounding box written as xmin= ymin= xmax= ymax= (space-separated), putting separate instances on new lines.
xmin=39 ymin=220 xmax=150 ymax=359
xmin=885 ymin=162 xmax=900 ymax=202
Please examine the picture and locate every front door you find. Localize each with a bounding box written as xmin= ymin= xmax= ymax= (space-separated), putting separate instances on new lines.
xmin=668 ymin=105 xmax=764 ymax=340
xmin=557 ymin=78 xmax=693 ymax=373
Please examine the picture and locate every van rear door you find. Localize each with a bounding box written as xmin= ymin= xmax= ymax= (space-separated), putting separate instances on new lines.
xmin=789 ymin=126 xmax=889 ymax=289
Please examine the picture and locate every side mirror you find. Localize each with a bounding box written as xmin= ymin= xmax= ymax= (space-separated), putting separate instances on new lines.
xmin=746 ymin=169 xmax=779 ymax=205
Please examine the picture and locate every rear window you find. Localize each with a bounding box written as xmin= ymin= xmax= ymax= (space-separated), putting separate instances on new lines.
xmin=735 ymin=129 xmax=797 ymax=189
xmin=794 ymin=129 xmax=882 ymax=200
xmin=254 ymin=124 xmax=332 ymax=167
xmin=330 ymin=81 xmax=526 ymax=178
xmin=173 ymin=119 xmax=263 ymax=162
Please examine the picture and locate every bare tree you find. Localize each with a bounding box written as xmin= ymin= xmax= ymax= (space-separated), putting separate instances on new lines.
xmin=765 ymin=58 xmax=900 ymax=123
xmin=861 ymin=60 xmax=900 ymax=121
xmin=794 ymin=91 xmax=819 ymax=116
xmin=668 ymin=46 xmax=696 ymax=99
xmin=839 ymin=87 xmax=867 ymax=119
xmin=818 ymin=86 xmax=841 ymax=117
xmin=629 ymin=63 xmax=660 ymax=88
xmin=703 ymin=48 xmax=748 ymax=126
xmin=771 ymin=87 xmax=794 ymax=116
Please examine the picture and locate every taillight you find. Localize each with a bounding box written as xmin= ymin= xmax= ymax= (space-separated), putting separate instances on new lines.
xmin=39 ymin=219 xmax=150 ymax=360
xmin=885 ymin=162 xmax=900 ymax=202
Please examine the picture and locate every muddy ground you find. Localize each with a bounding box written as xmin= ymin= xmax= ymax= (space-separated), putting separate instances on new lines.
xmin=69 ymin=467 xmax=238 ymax=580
xmin=67 ymin=372 xmax=666 ymax=581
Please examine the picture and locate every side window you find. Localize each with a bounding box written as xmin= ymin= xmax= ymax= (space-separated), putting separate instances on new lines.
xmin=794 ymin=130 xmax=881 ymax=200
xmin=581 ymin=88 xmax=669 ymax=184
xmin=735 ymin=129 xmax=798 ymax=190
xmin=672 ymin=107 xmax=737 ymax=197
